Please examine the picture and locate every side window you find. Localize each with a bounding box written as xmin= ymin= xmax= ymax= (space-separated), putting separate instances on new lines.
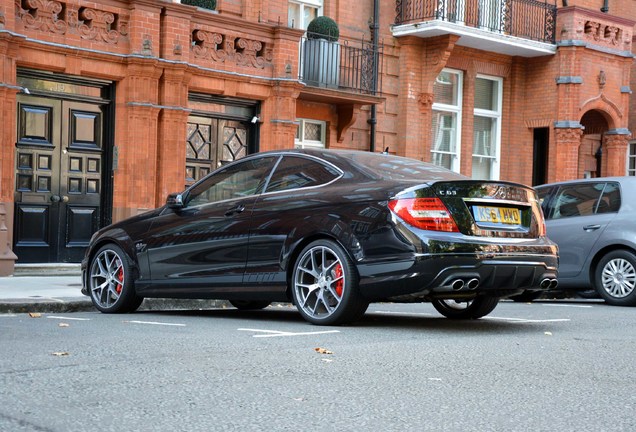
xmin=551 ymin=183 xmax=604 ymax=220
xmin=265 ymin=156 xmax=340 ymax=193
xmin=596 ymin=182 xmax=621 ymax=214
xmin=187 ymin=156 xmax=276 ymax=206
xmin=536 ymin=186 xmax=554 ymax=217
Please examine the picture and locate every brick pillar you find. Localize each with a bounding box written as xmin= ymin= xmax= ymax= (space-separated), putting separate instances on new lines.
xmin=396 ymin=37 xmax=425 ymax=158
xmin=112 ymin=59 xmax=162 ymax=223
xmin=0 ymin=35 xmax=18 ymax=274
xmin=261 ymin=82 xmax=301 ymax=151
xmin=554 ymin=128 xmax=583 ymax=181
xmin=156 ymin=65 xmax=191 ymax=205
xmin=603 ymin=133 xmax=630 ymax=177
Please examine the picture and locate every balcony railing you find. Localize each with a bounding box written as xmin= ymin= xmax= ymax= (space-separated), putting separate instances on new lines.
xmin=299 ymin=32 xmax=383 ymax=96
xmin=395 ymin=0 xmax=557 ymax=44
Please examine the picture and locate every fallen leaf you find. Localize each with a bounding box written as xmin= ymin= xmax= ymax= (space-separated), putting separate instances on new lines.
xmin=314 ymin=347 xmax=333 ymax=355
xmin=58 ymin=323 xmax=70 ymax=328
xmin=28 ymin=313 xmax=42 ymax=318
xmin=544 ymin=331 xmax=553 ymax=336
xmin=51 ymin=352 xmax=69 ymax=357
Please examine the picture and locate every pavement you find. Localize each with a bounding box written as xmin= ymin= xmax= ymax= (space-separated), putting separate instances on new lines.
xmin=0 ymin=264 xmax=227 ymax=314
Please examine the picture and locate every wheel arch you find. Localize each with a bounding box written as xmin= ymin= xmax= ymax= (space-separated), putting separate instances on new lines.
xmin=589 ymin=244 xmax=636 ymax=286
xmin=84 ymin=232 xmax=141 ymax=286
xmin=284 ymin=233 xmax=361 ymax=301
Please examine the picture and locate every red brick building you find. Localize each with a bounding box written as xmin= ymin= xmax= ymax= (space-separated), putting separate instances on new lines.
xmin=0 ymin=0 xmax=634 ymax=273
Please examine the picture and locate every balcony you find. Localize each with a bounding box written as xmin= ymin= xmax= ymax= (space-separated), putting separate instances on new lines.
xmin=298 ymin=31 xmax=383 ymax=103
xmin=393 ymin=0 xmax=557 ymax=57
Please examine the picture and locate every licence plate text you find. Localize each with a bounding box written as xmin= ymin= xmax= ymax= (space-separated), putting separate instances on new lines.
xmin=473 ymin=206 xmax=521 ymax=225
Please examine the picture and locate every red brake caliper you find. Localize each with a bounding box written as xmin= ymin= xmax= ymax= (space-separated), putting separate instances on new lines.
xmin=115 ymin=260 xmax=124 ymax=294
xmin=333 ymin=263 xmax=344 ymax=297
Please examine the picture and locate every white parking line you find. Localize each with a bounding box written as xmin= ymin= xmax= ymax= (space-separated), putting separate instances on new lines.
xmin=47 ymin=316 xmax=91 ymax=321
xmin=541 ymin=304 xmax=593 ymax=308
xmin=483 ymin=316 xmax=571 ymax=323
xmin=124 ymin=320 xmax=186 ymax=327
xmin=373 ymin=310 xmax=570 ymax=323
xmin=238 ymin=328 xmax=340 ymax=338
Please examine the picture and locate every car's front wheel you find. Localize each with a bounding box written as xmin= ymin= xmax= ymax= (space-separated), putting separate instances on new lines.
xmin=594 ymin=250 xmax=636 ymax=306
xmin=431 ymin=296 xmax=499 ymax=319
xmin=291 ymin=239 xmax=368 ymax=325
xmin=88 ymin=244 xmax=143 ymax=313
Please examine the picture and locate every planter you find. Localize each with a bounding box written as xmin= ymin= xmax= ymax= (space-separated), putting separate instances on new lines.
xmin=302 ymin=38 xmax=340 ymax=89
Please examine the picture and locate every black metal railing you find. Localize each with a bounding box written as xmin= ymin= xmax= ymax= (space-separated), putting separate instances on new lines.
xmin=395 ymin=0 xmax=557 ymax=44
xmin=299 ymin=32 xmax=383 ymax=96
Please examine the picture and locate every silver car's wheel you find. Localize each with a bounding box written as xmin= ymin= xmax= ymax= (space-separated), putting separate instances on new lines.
xmin=595 ymin=250 xmax=636 ymax=306
xmin=431 ymin=296 xmax=499 ymax=319
xmin=89 ymin=244 xmax=143 ymax=313
xmin=292 ymin=239 xmax=367 ymax=325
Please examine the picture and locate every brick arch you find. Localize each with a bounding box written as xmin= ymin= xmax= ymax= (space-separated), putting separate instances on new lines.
xmin=578 ymin=95 xmax=621 ymax=131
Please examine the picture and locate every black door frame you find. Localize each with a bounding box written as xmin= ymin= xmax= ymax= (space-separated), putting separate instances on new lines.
xmin=15 ymin=69 xmax=115 ymax=261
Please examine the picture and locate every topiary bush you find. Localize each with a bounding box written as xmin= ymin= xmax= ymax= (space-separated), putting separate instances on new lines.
xmin=306 ymin=16 xmax=339 ymax=42
xmin=181 ymin=0 xmax=216 ymax=11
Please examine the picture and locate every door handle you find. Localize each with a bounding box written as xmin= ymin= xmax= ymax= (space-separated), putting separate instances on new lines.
xmin=224 ymin=204 xmax=245 ymax=217
xmin=61 ymin=195 xmax=69 ymax=203
xmin=50 ymin=195 xmax=61 ymax=203
xmin=583 ymin=224 xmax=601 ymax=231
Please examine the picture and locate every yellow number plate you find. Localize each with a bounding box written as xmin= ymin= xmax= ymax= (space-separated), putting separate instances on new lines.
xmin=473 ymin=206 xmax=521 ymax=225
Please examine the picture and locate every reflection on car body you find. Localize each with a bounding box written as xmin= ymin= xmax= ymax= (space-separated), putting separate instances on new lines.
xmin=82 ymin=149 xmax=558 ymax=325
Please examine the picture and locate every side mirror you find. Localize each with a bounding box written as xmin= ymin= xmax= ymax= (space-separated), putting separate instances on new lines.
xmin=166 ymin=192 xmax=184 ymax=209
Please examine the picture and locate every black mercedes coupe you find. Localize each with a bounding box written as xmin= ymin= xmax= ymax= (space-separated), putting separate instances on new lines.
xmin=81 ymin=149 xmax=558 ymax=325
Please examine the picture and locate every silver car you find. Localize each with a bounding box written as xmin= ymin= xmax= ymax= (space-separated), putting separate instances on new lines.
xmin=525 ymin=177 xmax=636 ymax=306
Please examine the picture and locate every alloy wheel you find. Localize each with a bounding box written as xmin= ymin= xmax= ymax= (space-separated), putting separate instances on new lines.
xmin=90 ymin=248 xmax=125 ymax=309
xmin=601 ymin=258 xmax=636 ymax=299
xmin=294 ymin=245 xmax=345 ymax=320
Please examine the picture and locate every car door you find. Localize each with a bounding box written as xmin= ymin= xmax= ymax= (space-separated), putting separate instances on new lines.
xmin=142 ymin=156 xmax=278 ymax=293
xmin=244 ymin=155 xmax=342 ymax=287
xmin=542 ymin=182 xmax=618 ymax=278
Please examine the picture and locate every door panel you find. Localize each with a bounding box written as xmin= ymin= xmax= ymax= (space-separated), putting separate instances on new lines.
xmin=14 ymin=96 xmax=103 ymax=263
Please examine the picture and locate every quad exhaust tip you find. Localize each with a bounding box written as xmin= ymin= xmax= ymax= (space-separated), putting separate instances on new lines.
xmin=540 ymin=278 xmax=559 ymax=289
xmin=450 ymin=278 xmax=480 ymax=291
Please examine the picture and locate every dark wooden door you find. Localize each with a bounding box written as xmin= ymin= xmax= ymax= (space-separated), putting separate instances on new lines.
xmin=14 ymin=96 xmax=103 ymax=263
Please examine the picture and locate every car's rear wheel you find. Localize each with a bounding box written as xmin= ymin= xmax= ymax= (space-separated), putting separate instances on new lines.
xmin=594 ymin=250 xmax=636 ymax=306
xmin=88 ymin=244 xmax=143 ymax=313
xmin=229 ymin=300 xmax=271 ymax=310
xmin=431 ymin=296 xmax=499 ymax=319
xmin=292 ymin=239 xmax=368 ymax=325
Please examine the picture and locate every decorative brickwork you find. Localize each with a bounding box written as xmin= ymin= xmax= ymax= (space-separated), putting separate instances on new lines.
xmin=192 ymin=29 xmax=273 ymax=68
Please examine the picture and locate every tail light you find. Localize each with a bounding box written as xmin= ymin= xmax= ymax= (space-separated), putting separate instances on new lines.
xmin=388 ymin=198 xmax=459 ymax=232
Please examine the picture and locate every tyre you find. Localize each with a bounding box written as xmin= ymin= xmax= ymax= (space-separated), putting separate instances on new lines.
xmin=229 ymin=300 xmax=271 ymax=310
xmin=594 ymin=250 xmax=636 ymax=306
xmin=291 ymin=239 xmax=368 ymax=325
xmin=431 ymin=296 xmax=499 ymax=319
xmin=509 ymin=291 xmax=543 ymax=303
xmin=88 ymin=244 xmax=143 ymax=313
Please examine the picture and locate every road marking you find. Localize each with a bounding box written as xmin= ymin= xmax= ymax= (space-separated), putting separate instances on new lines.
xmin=484 ymin=316 xmax=571 ymax=323
xmin=124 ymin=320 xmax=186 ymax=327
xmin=47 ymin=316 xmax=91 ymax=321
xmin=373 ymin=310 xmax=570 ymax=323
xmin=541 ymin=304 xmax=593 ymax=309
xmin=0 ymin=314 xmax=17 ymax=317
xmin=238 ymin=328 xmax=340 ymax=338
xmin=373 ymin=311 xmax=436 ymax=317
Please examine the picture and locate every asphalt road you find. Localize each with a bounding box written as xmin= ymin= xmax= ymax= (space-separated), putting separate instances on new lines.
xmin=1 ymin=300 xmax=634 ymax=432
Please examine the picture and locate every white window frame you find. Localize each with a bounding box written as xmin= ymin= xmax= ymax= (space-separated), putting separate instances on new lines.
xmin=288 ymin=0 xmax=323 ymax=30
xmin=472 ymin=74 xmax=502 ymax=180
xmin=431 ymin=68 xmax=463 ymax=173
xmin=295 ymin=118 xmax=326 ymax=149
xmin=628 ymin=141 xmax=636 ymax=176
